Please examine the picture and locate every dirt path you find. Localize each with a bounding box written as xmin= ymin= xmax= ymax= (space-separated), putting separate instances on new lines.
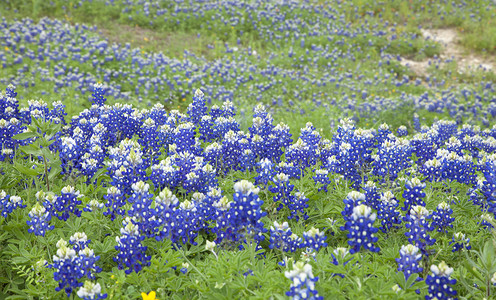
xmin=400 ymin=28 xmax=495 ymax=76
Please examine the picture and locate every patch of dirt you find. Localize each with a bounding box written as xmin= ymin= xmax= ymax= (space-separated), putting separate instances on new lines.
xmin=400 ymin=28 xmax=495 ymax=76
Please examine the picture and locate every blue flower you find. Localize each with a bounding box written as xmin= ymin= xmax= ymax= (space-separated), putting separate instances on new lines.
xmin=430 ymin=202 xmax=454 ymax=233
xmin=402 ymin=178 xmax=426 ymax=212
xmin=377 ymin=191 xmax=402 ymax=233
xmin=27 ymin=202 xmax=54 ymax=236
xmin=396 ymin=244 xmax=423 ymax=281
xmin=285 ymin=262 xmax=322 ymax=300
xmin=268 ymin=221 xmax=301 ymax=253
xmin=77 ymin=281 xmax=107 ymax=300
xmin=54 ymin=186 xmax=83 ymax=221
xmin=425 ymin=262 xmax=457 ymax=300
xmin=344 ymin=204 xmax=380 ymax=254
xmin=0 ymin=192 xmax=25 ymax=217
xmin=114 ymin=217 xmax=151 ymax=274
xmin=449 ymin=232 xmax=471 ymax=252
xmin=91 ymin=83 xmax=107 ymax=106
xmin=404 ymin=205 xmax=436 ymax=256
xmin=302 ymin=227 xmax=327 ymax=252
xmin=213 ymin=180 xmax=267 ymax=247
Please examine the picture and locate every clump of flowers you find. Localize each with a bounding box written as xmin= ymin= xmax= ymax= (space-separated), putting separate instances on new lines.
xmin=213 ymin=180 xmax=267 ymax=248
xmin=0 ymin=191 xmax=25 ymax=217
xmin=50 ymin=238 xmax=102 ymax=297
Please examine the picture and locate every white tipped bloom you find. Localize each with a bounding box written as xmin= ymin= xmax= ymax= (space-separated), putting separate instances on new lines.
xmin=430 ymin=261 xmax=453 ymax=277
xmin=233 ymin=180 xmax=259 ymax=195
xmin=206 ymin=240 xmax=216 ymax=252
xmin=77 ymin=281 xmax=102 ymax=299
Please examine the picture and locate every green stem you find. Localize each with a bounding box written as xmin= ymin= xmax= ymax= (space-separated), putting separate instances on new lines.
xmin=173 ymin=243 xmax=207 ymax=281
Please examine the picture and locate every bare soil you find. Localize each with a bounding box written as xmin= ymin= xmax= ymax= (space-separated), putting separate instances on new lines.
xmin=400 ymin=28 xmax=496 ymax=76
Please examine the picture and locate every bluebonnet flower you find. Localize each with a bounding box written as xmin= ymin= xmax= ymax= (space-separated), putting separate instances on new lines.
xmin=214 ymin=180 xmax=267 ymax=248
xmin=397 ymin=126 xmax=408 ymax=137
xmin=411 ymin=132 xmax=437 ymax=164
xmin=425 ymin=261 xmax=457 ymax=300
xmin=187 ymin=89 xmax=207 ymax=126
xmin=199 ymin=115 xmax=215 ymax=142
xmin=277 ymin=161 xmax=301 ymax=179
xmin=51 ymin=239 xmax=83 ymax=297
xmin=402 ymin=178 xmax=426 ymax=212
xmin=301 ymin=227 xmax=327 ymax=253
xmin=344 ymin=204 xmax=380 ymax=254
xmin=127 ymin=181 xmax=158 ymax=237
xmin=77 ymin=281 xmax=107 ymax=300
xmin=114 ymin=217 xmax=151 ymax=274
xmin=341 ymin=191 xmax=366 ymax=223
xmin=413 ymin=114 xmax=421 ymax=132
xmin=372 ymin=138 xmax=412 ymax=182
xmin=255 ymin=158 xmax=275 ymax=187
xmin=249 ymin=104 xmax=275 ymax=153
xmin=396 ymin=244 xmax=423 ymax=281
xmin=83 ymin=199 xmax=104 ymax=212
xmin=27 ymin=202 xmax=54 ymax=236
xmin=59 ymin=136 xmax=81 ymax=175
xmin=103 ymin=186 xmax=126 ymax=221
xmin=362 ymin=181 xmax=380 ymax=210
xmin=289 ymin=191 xmax=310 ymax=221
xmin=70 ymin=232 xmax=91 ymax=252
xmin=286 ymin=138 xmax=317 ymax=174
xmin=91 ymin=83 xmax=107 ymax=106
xmin=51 ymin=238 xmax=102 ymax=298
xmin=404 ymin=205 xmax=436 ymax=256
xmin=313 ymin=169 xmax=331 ymax=192
xmin=377 ymin=191 xmax=402 ymax=233
xmin=106 ymin=140 xmax=148 ymax=195
xmin=268 ymin=221 xmax=301 ymax=253
xmin=285 ymin=262 xmax=323 ymax=300
xmin=0 ymin=191 xmax=25 ymax=217
xmin=331 ymin=247 xmax=352 ymax=278
xmin=161 ymin=199 xmax=201 ymax=245
xmin=54 ymin=186 xmax=83 ymax=221
xmin=479 ymin=213 xmax=494 ymax=229
xmin=430 ymin=202 xmax=454 ymax=233
xmin=449 ymin=232 xmax=471 ymax=252
xmin=138 ymin=118 xmax=160 ymax=158
xmin=375 ymin=123 xmax=393 ymax=146
xmin=269 ymin=173 xmax=294 ymax=211
xmin=78 ymin=247 xmax=103 ymax=280
xmin=180 ymin=262 xmax=189 ymax=274
xmin=173 ymin=122 xmax=196 ymax=154
xmin=422 ymin=150 xmax=475 ymax=184
xmin=220 ymin=131 xmax=243 ymax=173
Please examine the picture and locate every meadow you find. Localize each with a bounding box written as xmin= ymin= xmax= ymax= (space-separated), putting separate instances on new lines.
xmin=2 ymin=0 xmax=496 ymax=299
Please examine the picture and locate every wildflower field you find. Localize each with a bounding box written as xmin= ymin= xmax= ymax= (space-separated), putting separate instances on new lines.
xmin=3 ymin=0 xmax=496 ymax=299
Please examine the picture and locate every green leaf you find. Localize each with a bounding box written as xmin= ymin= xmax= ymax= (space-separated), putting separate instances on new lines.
xmin=48 ymin=165 xmax=61 ymax=181
xmin=12 ymin=132 xmax=38 ymax=140
xmin=14 ymin=163 xmax=40 ymax=176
